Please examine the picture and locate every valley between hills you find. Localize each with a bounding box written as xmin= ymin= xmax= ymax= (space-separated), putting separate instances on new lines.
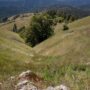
xmin=0 ymin=13 xmax=90 ymax=90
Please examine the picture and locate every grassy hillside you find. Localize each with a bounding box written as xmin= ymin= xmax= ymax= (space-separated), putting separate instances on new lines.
xmin=0 ymin=20 xmax=35 ymax=80
xmin=33 ymin=16 xmax=90 ymax=89
xmin=34 ymin=16 xmax=90 ymax=56
xmin=0 ymin=15 xmax=90 ymax=90
xmin=69 ymin=16 xmax=90 ymax=29
xmin=0 ymin=13 xmax=33 ymax=31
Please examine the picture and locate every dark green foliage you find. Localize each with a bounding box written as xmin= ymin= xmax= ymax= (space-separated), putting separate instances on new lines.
xmin=25 ymin=14 xmax=54 ymax=47
xmin=70 ymin=16 xmax=76 ymax=22
xmin=46 ymin=10 xmax=76 ymax=24
xmin=0 ymin=17 xmax=8 ymax=23
xmin=72 ymin=65 xmax=86 ymax=71
xmin=63 ymin=24 xmax=69 ymax=31
xmin=12 ymin=24 xmax=18 ymax=33
xmin=65 ymin=14 xmax=76 ymax=23
xmin=46 ymin=10 xmax=57 ymax=18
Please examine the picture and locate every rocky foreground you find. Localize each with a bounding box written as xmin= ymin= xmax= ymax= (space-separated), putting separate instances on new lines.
xmin=0 ymin=70 xmax=69 ymax=90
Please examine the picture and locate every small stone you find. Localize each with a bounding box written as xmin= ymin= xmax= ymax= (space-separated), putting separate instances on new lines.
xmin=54 ymin=84 xmax=69 ymax=90
xmin=16 ymin=80 xmax=29 ymax=89
xmin=45 ymin=86 xmax=54 ymax=90
xmin=19 ymin=70 xmax=32 ymax=79
xmin=10 ymin=76 xmax=15 ymax=81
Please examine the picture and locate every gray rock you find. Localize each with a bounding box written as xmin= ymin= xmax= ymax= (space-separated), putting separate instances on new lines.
xmin=16 ymin=80 xmax=37 ymax=90
xmin=43 ymin=85 xmax=69 ymax=90
xmin=18 ymin=70 xmax=32 ymax=80
xmin=54 ymin=84 xmax=69 ymax=90
xmin=45 ymin=86 xmax=54 ymax=90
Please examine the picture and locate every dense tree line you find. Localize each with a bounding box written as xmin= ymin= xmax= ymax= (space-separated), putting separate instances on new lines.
xmin=46 ymin=10 xmax=76 ymax=23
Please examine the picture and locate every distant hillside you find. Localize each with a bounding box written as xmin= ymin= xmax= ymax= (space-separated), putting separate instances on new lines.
xmin=43 ymin=4 xmax=90 ymax=18
xmin=0 ymin=0 xmax=90 ymax=17
xmin=79 ymin=4 xmax=90 ymax=11
xmin=0 ymin=0 xmax=57 ymax=17
xmin=61 ymin=0 xmax=90 ymax=6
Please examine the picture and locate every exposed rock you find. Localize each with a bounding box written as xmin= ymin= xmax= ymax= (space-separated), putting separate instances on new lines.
xmin=16 ymin=70 xmax=44 ymax=90
xmin=18 ymin=70 xmax=43 ymax=82
xmin=10 ymin=76 xmax=15 ymax=81
xmin=43 ymin=85 xmax=69 ymax=90
xmin=45 ymin=86 xmax=54 ymax=90
xmin=16 ymin=80 xmax=37 ymax=90
xmin=16 ymin=80 xmax=29 ymax=89
xmin=86 ymin=62 xmax=90 ymax=65
xmin=54 ymin=84 xmax=69 ymax=90
xmin=15 ymin=70 xmax=69 ymax=90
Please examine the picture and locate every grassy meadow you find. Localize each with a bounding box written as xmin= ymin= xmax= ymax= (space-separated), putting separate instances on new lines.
xmin=0 ymin=14 xmax=90 ymax=90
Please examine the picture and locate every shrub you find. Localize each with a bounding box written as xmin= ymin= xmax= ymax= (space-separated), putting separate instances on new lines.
xmin=63 ymin=24 xmax=69 ymax=31
xmin=46 ymin=10 xmax=57 ymax=18
xmin=25 ymin=14 xmax=54 ymax=47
